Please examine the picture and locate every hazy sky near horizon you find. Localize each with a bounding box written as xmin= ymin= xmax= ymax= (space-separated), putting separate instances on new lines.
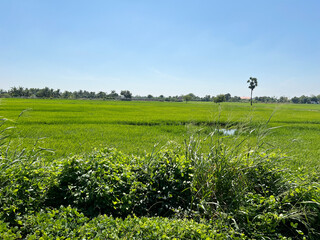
xmin=1 ymin=0 xmax=319 ymax=97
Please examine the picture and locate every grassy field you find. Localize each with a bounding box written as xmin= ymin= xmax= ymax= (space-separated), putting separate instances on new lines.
xmin=1 ymin=98 xmax=320 ymax=239
xmin=1 ymin=98 xmax=319 ymax=171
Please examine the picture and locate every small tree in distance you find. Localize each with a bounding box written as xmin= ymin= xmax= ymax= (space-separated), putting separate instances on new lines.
xmin=213 ymin=94 xmax=226 ymax=103
xmin=120 ymin=90 xmax=132 ymax=100
xmin=247 ymin=77 xmax=258 ymax=106
xmin=183 ymin=94 xmax=192 ymax=103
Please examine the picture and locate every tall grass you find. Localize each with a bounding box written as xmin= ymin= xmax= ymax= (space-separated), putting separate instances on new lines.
xmin=184 ymin=122 xmax=320 ymax=238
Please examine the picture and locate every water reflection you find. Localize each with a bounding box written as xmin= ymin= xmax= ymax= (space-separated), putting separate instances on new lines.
xmin=216 ymin=129 xmax=236 ymax=136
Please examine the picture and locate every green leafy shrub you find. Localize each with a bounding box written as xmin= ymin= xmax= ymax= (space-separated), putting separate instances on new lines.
xmin=0 ymin=151 xmax=59 ymax=224
xmin=20 ymin=207 xmax=246 ymax=240
xmin=45 ymin=147 xmax=193 ymax=218
xmin=137 ymin=148 xmax=194 ymax=217
xmin=45 ymin=148 xmax=145 ymax=217
xmin=78 ymin=215 xmax=246 ymax=240
xmin=21 ymin=206 xmax=89 ymax=239
xmin=0 ymin=220 xmax=21 ymax=239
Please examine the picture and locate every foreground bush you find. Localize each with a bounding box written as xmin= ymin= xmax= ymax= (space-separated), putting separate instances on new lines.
xmin=44 ymin=144 xmax=320 ymax=239
xmin=45 ymin=147 xmax=193 ymax=218
xmin=20 ymin=206 xmax=245 ymax=239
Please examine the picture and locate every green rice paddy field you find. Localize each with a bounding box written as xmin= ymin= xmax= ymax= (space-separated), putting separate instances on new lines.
xmin=1 ymin=98 xmax=319 ymax=172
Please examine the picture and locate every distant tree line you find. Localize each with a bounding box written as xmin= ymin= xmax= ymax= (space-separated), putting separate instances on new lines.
xmin=0 ymin=87 xmax=122 ymax=100
xmin=0 ymin=87 xmax=319 ymax=104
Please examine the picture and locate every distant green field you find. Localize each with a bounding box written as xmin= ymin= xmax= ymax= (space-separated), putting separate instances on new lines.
xmin=1 ymin=98 xmax=319 ymax=171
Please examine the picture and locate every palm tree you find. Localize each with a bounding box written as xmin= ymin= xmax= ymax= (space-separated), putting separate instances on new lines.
xmin=247 ymin=77 xmax=258 ymax=106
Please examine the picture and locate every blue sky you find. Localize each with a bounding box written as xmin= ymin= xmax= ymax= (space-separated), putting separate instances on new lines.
xmin=0 ymin=0 xmax=319 ymax=97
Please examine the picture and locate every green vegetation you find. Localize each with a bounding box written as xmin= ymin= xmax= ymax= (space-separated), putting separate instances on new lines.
xmin=2 ymin=86 xmax=320 ymax=104
xmin=1 ymin=99 xmax=319 ymax=170
xmin=0 ymin=98 xmax=320 ymax=239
